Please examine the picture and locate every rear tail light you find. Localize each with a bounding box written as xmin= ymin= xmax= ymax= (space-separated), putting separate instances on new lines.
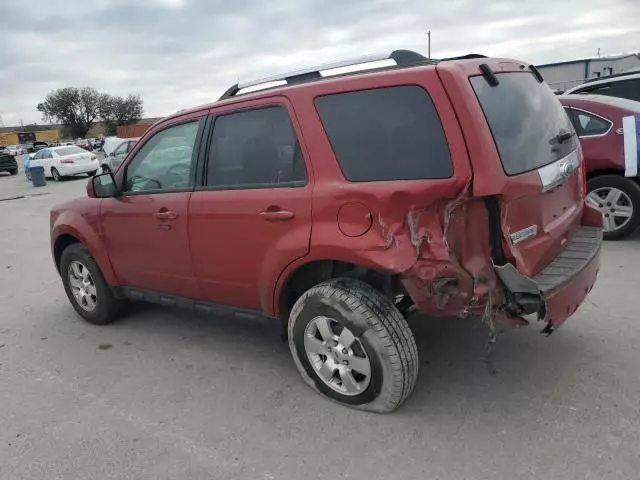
xmin=60 ymin=159 xmax=74 ymax=164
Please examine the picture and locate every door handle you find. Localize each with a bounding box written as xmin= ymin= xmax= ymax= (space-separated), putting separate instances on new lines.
xmin=259 ymin=209 xmax=295 ymax=221
xmin=154 ymin=210 xmax=178 ymax=220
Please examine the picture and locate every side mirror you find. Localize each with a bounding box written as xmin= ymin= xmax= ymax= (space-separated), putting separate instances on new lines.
xmin=88 ymin=173 xmax=118 ymax=198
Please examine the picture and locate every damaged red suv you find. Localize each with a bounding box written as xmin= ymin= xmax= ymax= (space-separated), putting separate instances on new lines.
xmin=50 ymin=50 xmax=603 ymax=412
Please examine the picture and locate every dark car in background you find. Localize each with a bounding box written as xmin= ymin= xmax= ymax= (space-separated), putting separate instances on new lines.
xmin=560 ymin=94 xmax=640 ymax=239
xmin=32 ymin=141 xmax=50 ymax=152
xmin=0 ymin=149 xmax=18 ymax=175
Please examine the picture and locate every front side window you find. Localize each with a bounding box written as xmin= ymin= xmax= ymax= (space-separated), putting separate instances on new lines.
xmin=315 ymin=86 xmax=453 ymax=182
xmin=124 ymin=121 xmax=199 ymax=193
xmin=574 ymin=111 xmax=611 ymax=136
xmin=113 ymin=142 xmax=128 ymax=158
xmin=206 ymin=106 xmax=306 ymax=188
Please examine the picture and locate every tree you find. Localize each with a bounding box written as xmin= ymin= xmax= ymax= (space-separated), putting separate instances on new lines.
xmin=37 ymin=87 xmax=101 ymax=138
xmin=38 ymin=88 xmax=144 ymax=137
xmin=99 ymin=94 xmax=143 ymax=135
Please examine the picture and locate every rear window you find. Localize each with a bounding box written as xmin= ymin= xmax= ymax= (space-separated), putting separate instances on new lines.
xmin=315 ymin=86 xmax=452 ymax=182
xmin=471 ymin=72 xmax=578 ymax=176
xmin=55 ymin=146 xmax=86 ymax=156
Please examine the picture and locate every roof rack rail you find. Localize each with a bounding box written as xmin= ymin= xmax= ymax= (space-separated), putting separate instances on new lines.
xmin=441 ymin=53 xmax=487 ymax=61
xmin=218 ymin=49 xmax=433 ymax=100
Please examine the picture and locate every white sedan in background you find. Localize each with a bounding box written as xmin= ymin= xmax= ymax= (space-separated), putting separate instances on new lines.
xmin=5 ymin=145 xmax=23 ymax=156
xmin=28 ymin=146 xmax=99 ymax=181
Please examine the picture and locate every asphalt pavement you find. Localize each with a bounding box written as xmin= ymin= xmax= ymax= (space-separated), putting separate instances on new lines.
xmin=1 ymin=168 xmax=640 ymax=480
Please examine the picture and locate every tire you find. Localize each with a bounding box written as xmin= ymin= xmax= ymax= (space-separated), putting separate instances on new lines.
xmin=60 ymin=243 xmax=124 ymax=325
xmin=587 ymin=175 xmax=640 ymax=240
xmin=25 ymin=170 xmax=31 ymax=181
xmin=87 ymin=170 xmax=97 ymax=177
xmin=288 ymin=278 xmax=419 ymax=413
xmin=101 ymin=165 xmax=111 ymax=174
xmin=9 ymin=168 xmax=17 ymax=175
xmin=51 ymin=167 xmax=62 ymax=182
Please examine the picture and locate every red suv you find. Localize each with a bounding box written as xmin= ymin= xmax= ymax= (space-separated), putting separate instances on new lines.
xmin=50 ymin=50 xmax=603 ymax=412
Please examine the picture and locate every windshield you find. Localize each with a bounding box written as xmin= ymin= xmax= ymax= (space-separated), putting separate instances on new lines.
xmin=55 ymin=146 xmax=86 ymax=156
xmin=471 ymin=72 xmax=578 ymax=175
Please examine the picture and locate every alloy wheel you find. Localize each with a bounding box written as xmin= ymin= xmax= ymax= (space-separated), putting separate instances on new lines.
xmin=303 ymin=316 xmax=372 ymax=396
xmin=586 ymin=187 xmax=634 ymax=233
xmin=68 ymin=261 xmax=98 ymax=311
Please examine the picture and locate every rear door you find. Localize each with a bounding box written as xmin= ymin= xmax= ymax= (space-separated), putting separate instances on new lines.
xmin=188 ymin=98 xmax=312 ymax=312
xmin=438 ymin=61 xmax=584 ymax=277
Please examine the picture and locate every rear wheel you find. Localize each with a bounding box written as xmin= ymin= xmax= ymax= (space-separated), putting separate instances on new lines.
xmin=101 ymin=165 xmax=111 ymax=174
xmin=60 ymin=243 xmax=124 ymax=325
xmin=9 ymin=168 xmax=17 ymax=175
xmin=288 ymin=278 xmax=419 ymax=413
xmin=51 ymin=167 xmax=62 ymax=182
xmin=586 ymin=175 xmax=640 ymax=240
xmin=87 ymin=170 xmax=97 ymax=177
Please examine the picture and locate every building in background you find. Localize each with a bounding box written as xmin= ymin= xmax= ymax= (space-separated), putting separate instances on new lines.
xmin=537 ymin=53 xmax=640 ymax=93
xmin=116 ymin=118 xmax=163 ymax=138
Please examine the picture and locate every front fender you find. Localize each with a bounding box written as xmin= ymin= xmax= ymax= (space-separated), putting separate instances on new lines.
xmin=51 ymin=202 xmax=119 ymax=285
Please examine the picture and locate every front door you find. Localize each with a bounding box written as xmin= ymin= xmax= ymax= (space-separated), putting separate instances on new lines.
xmin=101 ymin=120 xmax=202 ymax=298
xmin=189 ymin=102 xmax=312 ymax=312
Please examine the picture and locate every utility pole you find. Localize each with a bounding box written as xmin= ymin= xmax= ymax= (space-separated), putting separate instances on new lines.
xmin=597 ymin=48 xmax=601 ymax=58
xmin=427 ymin=29 xmax=431 ymax=58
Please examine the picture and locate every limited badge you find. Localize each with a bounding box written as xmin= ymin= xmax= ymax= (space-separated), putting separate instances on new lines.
xmin=510 ymin=225 xmax=538 ymax=245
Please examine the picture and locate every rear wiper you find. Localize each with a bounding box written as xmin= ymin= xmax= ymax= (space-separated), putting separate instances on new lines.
xmin=556 ymin=131 xmax=576 ymax=144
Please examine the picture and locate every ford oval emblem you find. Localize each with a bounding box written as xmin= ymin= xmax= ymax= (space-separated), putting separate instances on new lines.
xmin=560 ymin=161 xmax=576 ymax=177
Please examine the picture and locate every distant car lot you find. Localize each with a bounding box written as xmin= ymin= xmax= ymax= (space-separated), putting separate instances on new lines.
xmin=1 ymin=159 xmax=640 ymax=479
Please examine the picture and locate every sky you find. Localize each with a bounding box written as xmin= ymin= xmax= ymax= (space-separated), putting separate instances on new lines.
xmin=1 ymin=0 xmax=639 ymax=126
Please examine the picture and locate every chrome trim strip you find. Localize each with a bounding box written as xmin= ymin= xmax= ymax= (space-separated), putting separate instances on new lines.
xmin=537 ymin=149 xmax=580 ymax=192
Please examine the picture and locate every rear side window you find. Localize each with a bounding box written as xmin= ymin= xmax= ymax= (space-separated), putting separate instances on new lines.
xmin=315 ymin=86 xmax=452 ymax=182
xmin=573 ymin=111 xmax=612 ymax=136
xmin=471 ymin=72 xmax=578 ymax=176
xmin=206 ymin=106 xmax=307 ymax=188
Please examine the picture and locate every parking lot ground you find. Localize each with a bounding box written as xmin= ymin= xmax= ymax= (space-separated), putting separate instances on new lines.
xmin=1 ymin=170 xmax=640 ymax=480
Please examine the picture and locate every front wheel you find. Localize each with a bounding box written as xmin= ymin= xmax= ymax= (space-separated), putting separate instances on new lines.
xmin=25 ymin=170 xmax=31 ymax=181
xmin=288 ymin=278 xmax=419 ymax=413
xmin=586 ymin=175 xmax=640 ymax=240
xmin=87 ymin=170 xmax=97 ymax=177
xmin=101 ymin=165 xmax=111 ymax=174
xmin=9 ymin=168 xmax=17 ymax=176
xmin=60 ymin=243 xmax=124 ymax=325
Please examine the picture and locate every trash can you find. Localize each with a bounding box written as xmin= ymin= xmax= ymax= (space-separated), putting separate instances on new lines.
xmin=29 ymin=166 xmax=47 ymax=187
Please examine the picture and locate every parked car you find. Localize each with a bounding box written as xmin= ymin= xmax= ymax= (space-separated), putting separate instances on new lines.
xmin=50 ymin=51 xmax=603 ymax=412
xmin=30 ymin=146 xmax=98 ymax=181
xmin=565 ymin=71 xmax=640 ymax=102
xmin=32 ymin=141 xmax=49 ymax=152
xmin=0 ymin=150 xmax=18 ymax=175
xmin=75 ymin=139 xmax=94 ymax=152
xmin=100 ymin=138 xmax=139 ymax=173
xmin=559 ymin=95 xmax=640 ymax=239
xmin=101 ymin=136 xmax=127 ymax=157
xmin=5 ymin=145 xmax=22 ymax=156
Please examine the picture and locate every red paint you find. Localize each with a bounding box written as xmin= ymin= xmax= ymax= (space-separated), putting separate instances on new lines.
xmin=559 ymin=95 xmax=640 ymax=174
xmin=337 ymin=203 xmax=373 ymax=237
xmin=50 ymin=56 xmax=602 ymax=331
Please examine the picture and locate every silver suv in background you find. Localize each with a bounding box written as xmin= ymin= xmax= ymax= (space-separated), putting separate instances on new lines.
xmin=100 ymin=138 xmax=139 ymax=173
xmin=565 ymin=71 xmax=640 ymax=102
